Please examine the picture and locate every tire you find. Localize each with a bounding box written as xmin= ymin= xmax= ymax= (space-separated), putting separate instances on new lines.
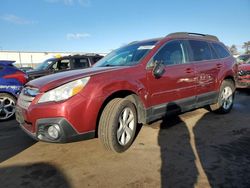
xmin=209 ymin=80 xmax=235 ymax=114
xmin=0 ymin=93 xmax=16 ymax=121
xmin=98 ymin=98 xmax=137 ymax=153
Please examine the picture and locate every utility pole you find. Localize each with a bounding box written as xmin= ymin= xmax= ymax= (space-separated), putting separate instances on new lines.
xmin=19 ymin=52 xmax=23 ymax=67
xmin=31 ymin=54 xmax=34 ymax=68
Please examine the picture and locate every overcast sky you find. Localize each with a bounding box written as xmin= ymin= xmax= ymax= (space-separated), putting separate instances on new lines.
xmin=0 ymin=0 xmax=249 ymax=53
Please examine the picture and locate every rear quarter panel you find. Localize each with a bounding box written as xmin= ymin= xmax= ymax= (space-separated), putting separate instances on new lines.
xmin=216 ymin=56 xmax=237 ymax=89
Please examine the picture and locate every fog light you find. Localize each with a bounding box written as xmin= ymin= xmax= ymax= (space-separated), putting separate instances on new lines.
xmin=47 ymin=124 xmax=60 ymax=140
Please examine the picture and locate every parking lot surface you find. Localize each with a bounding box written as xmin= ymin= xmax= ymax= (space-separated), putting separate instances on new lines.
xmin=0 ymin=90 xmax=250 ymax=188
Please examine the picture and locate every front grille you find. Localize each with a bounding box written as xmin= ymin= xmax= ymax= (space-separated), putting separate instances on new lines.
xmin=17 ymin=87 xmax=39 ymax=109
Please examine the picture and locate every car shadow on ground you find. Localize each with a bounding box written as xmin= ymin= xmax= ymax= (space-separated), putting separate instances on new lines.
xmin=236 ymin=88 xmax=250 ymax=95
xmin=193 ymin=111 xmax=250 ymax=187
xmin=158 ymin=90 xmax=250 ymax=187
xmin=0 ymin=120 xmax=36 ymax=163
xmin=0 ymin=162 xmax=71 ymax=188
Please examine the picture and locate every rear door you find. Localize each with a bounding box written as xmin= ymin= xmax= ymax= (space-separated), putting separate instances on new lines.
xmin=187 ymin=40 xmax=220 ymax=105
xmin=147 ymin=40 xmax=196 ymax=115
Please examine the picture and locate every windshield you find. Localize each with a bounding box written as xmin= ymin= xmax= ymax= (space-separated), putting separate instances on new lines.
xmin=35 ymin=59 xmax=55 ymax=71
xmin=94 ymin=40 xmax=157 ymax=67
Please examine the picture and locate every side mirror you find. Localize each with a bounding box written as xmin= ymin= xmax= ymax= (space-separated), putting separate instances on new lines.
xmin=153 ymin=61 xmax=165 ymax=78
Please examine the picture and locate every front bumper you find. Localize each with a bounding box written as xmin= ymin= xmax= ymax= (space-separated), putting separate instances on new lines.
xmin=16 ymin=110 xmax=95 ymax=143
xmin=236 ymin=79 xmax=250 ymax=88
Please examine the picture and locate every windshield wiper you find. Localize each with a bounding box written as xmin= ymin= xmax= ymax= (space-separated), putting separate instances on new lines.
xmin=104 ymin=64 xmax=113 ymax=67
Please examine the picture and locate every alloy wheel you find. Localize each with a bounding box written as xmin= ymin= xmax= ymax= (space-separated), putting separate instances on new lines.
xmin=0 ymin=96 xmax=16 ymax=120
xmin=117 ymin=107 xmax=135 ymax=146
xmin=221 ymin=86 xmax=233 ymax=110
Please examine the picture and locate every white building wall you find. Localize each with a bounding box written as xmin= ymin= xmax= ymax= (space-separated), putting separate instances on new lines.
xmin=0 ymin=51 xmax=107 ymax=68
xmin=0 ymin=51 xmax=72 ymax=68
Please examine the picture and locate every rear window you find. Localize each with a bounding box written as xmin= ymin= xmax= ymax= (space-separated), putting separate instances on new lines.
xmin=189 ymin=40 xmax=212 ymax=61
xmin=211 ymin=43 xmax=230 ymax=58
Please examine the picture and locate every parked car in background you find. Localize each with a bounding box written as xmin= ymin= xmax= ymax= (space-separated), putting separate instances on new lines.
xmin=237 ymin=58 xmax=250 ymax=88
xmin=19 ymin=66 xmax=33 ymax=73
xmin=0 ymin=60 xmax=28 ymax=120
xmin=16 ymin=32 xmax=236 ymax=152
xmin=27 ymin=54 xmax=103 ymax=80
xmin=236 ymin=54 xmax=250 ymax=64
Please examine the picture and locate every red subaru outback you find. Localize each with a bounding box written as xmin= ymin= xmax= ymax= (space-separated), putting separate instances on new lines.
xmin=16 ymin=32 xmax=237 ymax=152
xmin=237 ymin=56 xmax=250 ymax=88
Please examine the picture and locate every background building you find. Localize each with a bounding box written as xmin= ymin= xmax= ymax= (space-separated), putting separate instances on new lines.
xmin=0 ymin=51 xmax=106 ymax=68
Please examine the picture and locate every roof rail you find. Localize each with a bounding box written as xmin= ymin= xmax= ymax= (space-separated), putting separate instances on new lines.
xmin=166 ymin=32 xmax=219 ymax=41
xmin=79 ymin=53 xmax=102 ymax=56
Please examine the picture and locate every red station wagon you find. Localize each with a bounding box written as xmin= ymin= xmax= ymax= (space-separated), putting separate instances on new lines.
xmin=16 ymin=32 xmax=237 ymax=152
xmin=236 ymin=55 xmax=250 ymax=88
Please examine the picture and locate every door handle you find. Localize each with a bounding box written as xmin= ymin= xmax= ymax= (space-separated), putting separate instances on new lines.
xmin=185 ymin=68 xmax=193 ymax=74
xmin=216 ymin=64 xmax=222 ymax=69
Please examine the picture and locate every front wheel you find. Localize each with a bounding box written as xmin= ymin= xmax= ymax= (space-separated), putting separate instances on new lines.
xmin=210 ymin=80 xmax=235 ymax=114
xmin=98 ymin=98 xmax=137 ymax=153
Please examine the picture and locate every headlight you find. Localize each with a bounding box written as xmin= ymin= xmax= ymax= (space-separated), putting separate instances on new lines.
xmin=238 ymin=70 xmax=245 ymax=76
xmin=38 ymin=77 xmax=90 ymax=103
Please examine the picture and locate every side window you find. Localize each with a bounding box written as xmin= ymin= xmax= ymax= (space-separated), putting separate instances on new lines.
xmin=212 ymin=43 xmax=230 ymax=59
xmin=0 ymin=66 xmax=3 ymax=71
xmin=153 ymin=40 xmax=186 ymax=65
xmin=52 ymin=61 xmax=58 ymax=70
xmin=57 ymin=59 xmax=70 ymax=70
xmin=72 ymin=58 xmax=90 ymax=69
xmin=189 ymin=40 xmax=212 ymax=61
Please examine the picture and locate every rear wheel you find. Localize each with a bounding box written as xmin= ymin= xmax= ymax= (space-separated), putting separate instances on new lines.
xmin=98 ymin=98 xmax=137 ymax=153
xmin=210 ymin=80 xmax=235 ymax=114
xmin=0 ymin=93 xmax=16 ymax=121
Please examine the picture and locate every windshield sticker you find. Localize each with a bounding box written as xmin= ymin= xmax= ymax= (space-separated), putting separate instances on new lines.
xmin=138 ymin=45 xmax=155 ymax=50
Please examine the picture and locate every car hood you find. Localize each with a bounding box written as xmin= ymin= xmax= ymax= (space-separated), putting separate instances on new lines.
xmin=27 ymin=69 xmax=46 ymax=75
xmin=27 ymin=69 xmax=42 ymax=73
xmin=238 ymin=64 xmax=250 ymax=71
xmin=26 ymin=66 xmax=125 ymax=92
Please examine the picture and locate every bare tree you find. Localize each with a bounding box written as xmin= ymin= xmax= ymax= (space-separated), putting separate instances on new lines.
xmin=243 ymin=41 xmax=250 ymax=54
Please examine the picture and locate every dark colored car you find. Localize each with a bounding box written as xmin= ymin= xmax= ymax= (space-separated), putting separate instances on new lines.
xmin=19 ymin=66 xmax=33 ymax=73
xmin=0 ymin=60 xmax=28 ymax=120
xmin=237 ymin=59 xmax=250 ymax=88
xmin=16 ymin=32 xmax=236 ymax=152
xmin=28 ymin=54 xmax=103 ymax=80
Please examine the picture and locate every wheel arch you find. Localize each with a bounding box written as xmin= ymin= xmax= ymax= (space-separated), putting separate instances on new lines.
xmin=223 ymin=75 xmax=236 ymax=89
xmin=95 ymin=90 xmax=146 ymax=136
xmin=0 ymin=91 xmax=17 ymax=99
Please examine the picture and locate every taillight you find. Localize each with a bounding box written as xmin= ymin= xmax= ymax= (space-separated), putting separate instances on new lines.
xmin=3 ymin=71 xmax=28 ymax=84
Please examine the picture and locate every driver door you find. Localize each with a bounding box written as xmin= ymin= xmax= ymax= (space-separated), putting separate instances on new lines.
xmin=147 ymin=40 xmax=196 ymax=114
